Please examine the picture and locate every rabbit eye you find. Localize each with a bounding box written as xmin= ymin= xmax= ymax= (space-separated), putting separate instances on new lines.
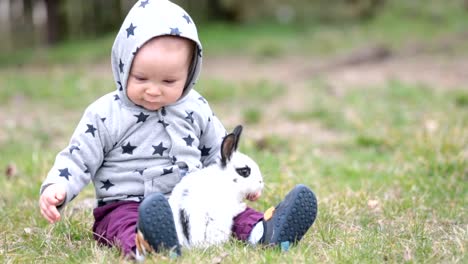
xmin=236 ymin=166 xmax=251 ymax=178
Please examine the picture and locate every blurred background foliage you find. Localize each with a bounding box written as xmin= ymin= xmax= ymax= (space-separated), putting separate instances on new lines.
xmin=1 ymin=0 xmax=467 ymax=52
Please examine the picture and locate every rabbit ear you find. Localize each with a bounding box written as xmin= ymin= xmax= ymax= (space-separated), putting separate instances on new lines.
xmin=232 ymin=125 xmax=243 ymax=150
xmin=221 ymin=125 xmax=243 ymax=167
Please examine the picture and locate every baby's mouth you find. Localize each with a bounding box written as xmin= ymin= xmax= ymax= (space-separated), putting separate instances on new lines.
xmin=145 ymin=97 xmax=159 ymax=103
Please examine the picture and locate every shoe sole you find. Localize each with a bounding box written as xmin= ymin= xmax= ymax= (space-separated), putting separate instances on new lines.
xmin=138 ymin=193 xmax=180 ymax=255
xmin=268 ymin=184 xmax=318 ymax=245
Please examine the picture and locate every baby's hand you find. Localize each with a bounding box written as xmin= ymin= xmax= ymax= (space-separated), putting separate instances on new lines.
xmin=39 ymin=184 xmax=66 ymax=224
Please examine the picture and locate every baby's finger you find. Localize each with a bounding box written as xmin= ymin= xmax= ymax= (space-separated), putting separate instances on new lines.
xmin=55 ymin=192 xmax=65 ymax=201
xmin=40 ymin=201 xmax=60 ymax=223
xmin=39 ymin=204 xmax=54 ymax=223
xmin=46 ymin=194 xmax=61 ymax=205
xmin=48 ymin=206 xmax=61 ymax=222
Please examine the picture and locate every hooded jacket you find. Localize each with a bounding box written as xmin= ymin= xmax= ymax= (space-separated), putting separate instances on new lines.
xmin=40 ymin=0 xmax=226 ymax=206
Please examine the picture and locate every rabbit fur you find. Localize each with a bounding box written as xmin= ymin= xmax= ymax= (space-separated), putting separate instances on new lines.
xmin=168 ymin=125 xmax=264 ymax=248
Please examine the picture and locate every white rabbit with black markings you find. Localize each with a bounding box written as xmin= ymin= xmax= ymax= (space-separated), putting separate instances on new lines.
xmin=168 ymin=125 xmax=264 ymax=248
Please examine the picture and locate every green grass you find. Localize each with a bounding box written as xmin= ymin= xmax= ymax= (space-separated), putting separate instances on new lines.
xmin=0 ymin=67 xmax=113 ymax=107
xmin=4 ymin=76 xmax=465 ymax=263
xmin=0 ymin=34 xmax=115 ymax=68
xmin=197 ymin=79 xmax=284 ymax=104
xmin=1 ymin=2 xmax=467 ymax=263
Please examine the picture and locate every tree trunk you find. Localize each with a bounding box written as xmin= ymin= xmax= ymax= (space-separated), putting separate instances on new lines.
xmin=44 ymin=0 xmax=68 ymax=45
xmin=95 ymin=0 xmax=122 ymax=34
xmin=23 ymin=0 xmax=34 ymax=26
xmin=207 ymin=0 xmax=238 ymax=22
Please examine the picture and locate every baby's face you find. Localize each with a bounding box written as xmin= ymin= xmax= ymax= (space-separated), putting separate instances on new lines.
xmin=127 ymin=36 xmax=193 ymax=111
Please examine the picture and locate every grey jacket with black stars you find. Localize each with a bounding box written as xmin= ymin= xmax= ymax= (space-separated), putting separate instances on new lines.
xmin=40 ymin=0 xmax=226 ymax=207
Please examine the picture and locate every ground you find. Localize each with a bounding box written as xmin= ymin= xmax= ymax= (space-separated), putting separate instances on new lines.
xmin=1 ymin=39 xmax=467 ymax=148
xmin=0 ymin=31 xmax=466 ymax=263
xmin=202 ymin=42 xmax=468 ymax=142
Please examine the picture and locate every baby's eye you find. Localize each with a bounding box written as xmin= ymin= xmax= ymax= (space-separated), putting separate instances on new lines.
xmin=133 ymin=75 xmax=147 ymax=81
xmin=163 ymin=80 xmax=176 ymax=84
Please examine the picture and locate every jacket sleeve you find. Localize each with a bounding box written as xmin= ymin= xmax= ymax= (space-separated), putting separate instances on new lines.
xmin=197 ymin=102 xmax=226 ymax=167
xmin=40 ymin=104 xmax=112 ymax=207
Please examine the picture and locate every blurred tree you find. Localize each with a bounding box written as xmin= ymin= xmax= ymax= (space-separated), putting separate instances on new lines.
xmin=207 ymin=0 xmax=238 ymax=21
xmin=78 ymin=0 xmax=122 ymax=37
xmin=44 ymin=0 xmax=122 ymax=43
xmin=7 ymin=0 xmax=466 ymax=51
xmin=175 ymin=0 xmax=386 ymax=24
xmin=44 ymin=0 xmax=68 ymax=45
xmin=7 ymin=0 xmax=38 ymax=49
xmin=23 ymin=0 xmax=34 ymax=26
xmin=93 ymin=0 xmax=122 ymax=35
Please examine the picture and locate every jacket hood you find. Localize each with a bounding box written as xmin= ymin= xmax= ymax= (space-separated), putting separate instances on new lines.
xmin=111 ymin=0 xmax=202 ymax=109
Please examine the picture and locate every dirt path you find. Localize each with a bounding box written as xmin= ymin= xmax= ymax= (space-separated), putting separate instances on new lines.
xmin=202 ymin=46 xmax=468 ymax=144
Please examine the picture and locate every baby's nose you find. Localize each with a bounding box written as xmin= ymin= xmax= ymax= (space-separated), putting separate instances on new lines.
xmin=146 ymin=86 xmax=161 ymax=96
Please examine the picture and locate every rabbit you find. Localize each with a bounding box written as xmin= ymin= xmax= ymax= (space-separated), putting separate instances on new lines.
xmin=168 ymin=125 xmax=264 ymax=248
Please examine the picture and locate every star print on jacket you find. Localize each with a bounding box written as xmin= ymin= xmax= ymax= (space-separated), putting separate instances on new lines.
xmin=139 ymin=0 xmax=149 ymax=8
xmin=119 ymin=59 xmax=124 ymax=73
xmin=185 ymin=111 xmax=194 ymax=123
xmin=158 ymin=119 xmax=169 ymax=127
xmin=135 ymin=168 xmax=146 ymax=175
xmin=199 ymin=145 xmax=211 ymax=156
xmin=162 ymin=167 xmax=173 ymax=176
xmin=122 ymin=142 xmax=137 ymax=154
xmin=134 ymin=112 xmax=150 ymax=123
xmin=83 ymin=164 xmax=90 ymax=173
xmin=183 ymin=134 xmax=194 ymax=146
xmin=101 ymin=179 xmax=115 ymax=191
xmin=85 ymin=124 xmax=97 ymax=137
xmin=170 ymin=27 xmax=181 ymax=36
xmin=58 ymin=168 xmax=71 ymax=180
xmin=198 ymin=97 xmax=207 ymax=104
xmin=126 ymin=23 xmax=136 ymax=38
xmin=152 ymin=142 xmax=167 ymax=155
xmin=183 ymin=14 xmax=191 ymax=24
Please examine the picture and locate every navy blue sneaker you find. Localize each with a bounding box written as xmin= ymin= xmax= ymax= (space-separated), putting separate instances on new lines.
xmin=260 ymin=184 xmax=317 ymax=248
xmin=135 ymin=193 xmax=180 ymax=259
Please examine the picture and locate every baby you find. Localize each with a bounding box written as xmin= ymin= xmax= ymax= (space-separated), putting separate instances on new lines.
xmin=39 ymin=0 xmax=317 ymax=260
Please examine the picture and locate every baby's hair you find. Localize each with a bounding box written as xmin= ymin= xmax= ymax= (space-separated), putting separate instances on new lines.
xmin=185 ymin=38 xmax=198 ymax=90
xmin=151 ymin=35 xmax=196 ymax=88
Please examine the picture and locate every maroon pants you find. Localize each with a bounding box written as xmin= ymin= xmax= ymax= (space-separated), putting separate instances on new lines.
xmin=92 ymin=201 xmax=264 ymax=255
